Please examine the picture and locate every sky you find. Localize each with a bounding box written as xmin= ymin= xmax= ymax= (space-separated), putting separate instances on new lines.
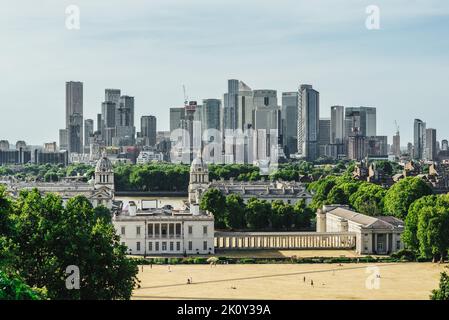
xmin=0 ymin=0 xmax=448 ymax=146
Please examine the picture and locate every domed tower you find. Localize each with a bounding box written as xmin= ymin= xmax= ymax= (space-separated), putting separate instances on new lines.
xmin=91 ymin=153 xmax=115 ymax=209
xmin=188 ymin=155 xmax=209 ymax=204
xmin=94 ymin=153 xmax=114 ymax=191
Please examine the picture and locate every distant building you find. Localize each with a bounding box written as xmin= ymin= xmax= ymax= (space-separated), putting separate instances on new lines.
xmin=44 ymin=142 xmax=57 ymax=152
xmin=442 ymin=139 xmax=448 ymax=151
xmin=281 ymin=92 xmax=299 ymax=156
xmin=413 ymin=119 xmax=426 ymax=160
xmin=140 ymin=115 xmax=157 ymax=147
xmin=136 ymin=150 xmax=164 ymax=164
xmin=84 ymin=119 xmax=94 ymax=153
xmin=392 ymin=130 xmax=401 ymax=158
xmin=318 ymin=118 xmax=331 ymax=157
xmin=297 ymin=85 xmax=320 ymax=160
xmin=425 ymin=128 xmax=437 ymax=161
xmin=66 ymin=81 xmax=83 ymax=154
xmin=344 ymin=107 xmax=376 ymax=138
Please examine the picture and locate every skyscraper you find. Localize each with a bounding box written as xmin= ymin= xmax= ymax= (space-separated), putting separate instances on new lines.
xmin=344 ymin=107 xmax=376 ymax=138
xmin=141 ymin=115 xmax=157 ymax=147
xmin=84 ymin=119 xmax=94 ymax=153
xmin=102 ymin=101 xmax=116 ymax=146
xmin=330 ymin=106 xmax=345 ymax=144
xmin=105 ymin=89 xmax=121 ymax=127
xmin=114 ymin=95 xmax=136 ymax=146
xmin=282 ymin=92 xmax=299 ymax=156
xmin=170 ymin=107 xmax=185 ymax=132
xmin=202 ymin=99 xmax=221 ymax=134
xmin=425 ymin=128 xmax=437 ymax=161
xmin=65 ymin=81 xmax=83 ymax=154
xmin=413 ymin=119 xmax=426 ymax=160
xmin=297 ymin=85 xmax=320 ymax=160
xmin=318 ymin=118 xmax=331 ymax=157
xmin=442 ymin=139 xmax=449 ymax=151
xmin=392 ymin=129 xmax=401 ymax=159
xmin=223 ymin=79 xmax=239 ymax=131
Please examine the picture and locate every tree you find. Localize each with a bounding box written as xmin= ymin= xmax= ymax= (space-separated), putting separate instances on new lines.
xmin=224 ymin=194 xmax=246 ymax=229
xmin=293 ymin=200 xmax=314 ymax=229
xmin=199 ymin=188 xmax=227 ymax=229
xmin=349 ymin=182 xmax=386 ymax=216
xmin=245 ymin=198 xmax=271 ymax=230
xmin=416 ymin=204 xmax=449 ymax=262
xmin=0 ymin=269 xmax=46 ymax=300
xmin=403 ymin=195 xmax=436 ymax=251
xmin=384 ymin=177 xmax=432 ymax=220
xmin=431 ymin=272 xmax=449 ymax=300
xmin=9 ymin=191 xmax=139 ymax=300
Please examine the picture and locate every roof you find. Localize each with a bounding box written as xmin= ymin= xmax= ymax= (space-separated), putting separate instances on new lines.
xmin=326 ymin=207 xmax=404 ymax=230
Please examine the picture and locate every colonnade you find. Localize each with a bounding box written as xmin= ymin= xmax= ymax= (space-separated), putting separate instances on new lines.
xmin=214 ymin=232 xmax=356 ymax=250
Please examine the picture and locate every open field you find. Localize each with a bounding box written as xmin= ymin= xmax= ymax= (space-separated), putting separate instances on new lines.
xmin=133 ymin=262 xmax=447 ymax=300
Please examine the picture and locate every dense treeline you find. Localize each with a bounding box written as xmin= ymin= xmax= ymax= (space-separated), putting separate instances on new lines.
xmin=1 ymin=160 xmax=353 ymax=191
xmin=0 ymin=186 xmax=138 ymax=300
xmin=199 ymin=188 xmax=314 ymax=231
xmin=0 ymin=163 xmax=94 ymax=182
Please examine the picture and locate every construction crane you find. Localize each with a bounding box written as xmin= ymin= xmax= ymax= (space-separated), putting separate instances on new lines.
xmin=182 ymin=85 xmax=188 ymax=106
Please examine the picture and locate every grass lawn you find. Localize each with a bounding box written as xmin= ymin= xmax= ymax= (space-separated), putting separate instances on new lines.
xmin=133 ymin=262 xmax=447 ymax=300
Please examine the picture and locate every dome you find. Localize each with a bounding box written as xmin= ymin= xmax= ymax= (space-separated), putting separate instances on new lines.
xmin=96 ymin=154 xmax=113 ymax=172
xmin=190 ymin=156 xmax=207 ymax=172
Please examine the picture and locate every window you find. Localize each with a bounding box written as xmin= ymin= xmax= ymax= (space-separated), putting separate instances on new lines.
xmin=175 ymin=224 xmax=181 ymax=237
xmin=203 ymin=226 xmax=208 ymax=235
xmin=170 ymin=242 xmax=174 ymax=251
xmin=149 ymin=242 xmax=153 ymax=251
xmin=121 ymin=226 xmax=126 ymax=235
xmin=203 ymin=241 xmax=207 ymax=251
xmin=155 ymin=242 xmax=159 ymax=251
xmin=169 ymin=224 xmax=174 ymax=237
xmin=155 ymin=224 xmax=160 ymax=237
xmin=148 ymin=224 xmax=153 ymax=236
xmin=162 ymin=242 xmax=167 ymax=251
xmin=396 ymin=241 xmax=401 ymax=250
xmin=188 ymin=241 xmax=193 ymax=251
xmin=176 ymin=242 xmax=181 ymax=251
xmin=136 ymin=241 xmax=141 ymax=251
xmin=161 ymin=224 xmax=168 ymax=237
xmin=121 ymin=242 xmax=126 ymax=246
xmin=188 ymin=226 xmax=193 ymax=235
xmin=136 ymin=226 xmax=141 ymax=236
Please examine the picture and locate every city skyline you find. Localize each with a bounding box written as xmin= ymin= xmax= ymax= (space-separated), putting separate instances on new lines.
xmin=1 ymin=0 xmax=449 ymax=144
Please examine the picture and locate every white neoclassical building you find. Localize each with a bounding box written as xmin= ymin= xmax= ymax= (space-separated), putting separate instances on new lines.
xmin=113 ymin=202 xmax=215 ymax=256
xmin=188 ymin=155 xmax=312 ymax=205
xmin=316 ymin=205 xmax=404 ymax=255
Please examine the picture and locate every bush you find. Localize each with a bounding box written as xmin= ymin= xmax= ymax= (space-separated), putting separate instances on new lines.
xmin=238 ymin=258 xmax=256 ymax=264
xmin=390 ymin=249 xmax=416 ymax=262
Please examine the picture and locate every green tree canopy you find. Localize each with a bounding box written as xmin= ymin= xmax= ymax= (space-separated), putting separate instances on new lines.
xmin=384 ymin=177 xmax=433 ymax=220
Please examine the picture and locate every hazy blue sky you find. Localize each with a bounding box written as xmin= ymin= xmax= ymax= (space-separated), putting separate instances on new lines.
xmin=1 ymin=0 xmax=448 ymax=145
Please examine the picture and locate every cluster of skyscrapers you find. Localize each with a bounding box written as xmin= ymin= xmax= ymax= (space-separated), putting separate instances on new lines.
xmin=412 ymin=119 xmax=446 ymax=162
xmin=59 ymin=82 xmax=158 ymax=159
xmin=169 ymin=79 xmax=389 ymax=163
xmin=2 ymin=79 xmax=448 ymax=167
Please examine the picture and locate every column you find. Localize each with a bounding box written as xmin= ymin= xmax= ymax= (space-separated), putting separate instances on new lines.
xmin=386 ymin=233 xmax=389 ymax=254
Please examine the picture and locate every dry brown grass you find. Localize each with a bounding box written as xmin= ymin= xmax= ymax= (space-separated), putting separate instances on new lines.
xmin=133 ymin=262 xmax=447 ymax=300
